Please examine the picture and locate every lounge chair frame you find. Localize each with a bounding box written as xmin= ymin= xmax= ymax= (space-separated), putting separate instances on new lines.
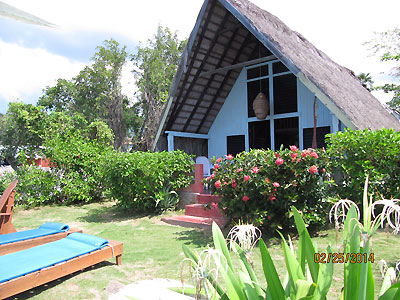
xmin=0 ymin=180 xmax=18 ymax=235
xmin=0 ymin=239 xmax=123 ymax=299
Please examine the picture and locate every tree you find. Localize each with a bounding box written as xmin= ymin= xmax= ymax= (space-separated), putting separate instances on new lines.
xmin=131 ymin=25 xmax=186 ymax=150
xmin=369 ymin=28 xmax=400 ymax=114
xmin=39 ymin=39 xmax=139 ymax=149
xmin=0 ymin=102 xmax=47 ymax=167
xmin=357 ymin=72 xmax=374 ymax=91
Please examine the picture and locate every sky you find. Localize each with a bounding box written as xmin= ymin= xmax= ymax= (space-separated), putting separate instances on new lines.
xmin=0 ymin=0 xmax=399 ymax=114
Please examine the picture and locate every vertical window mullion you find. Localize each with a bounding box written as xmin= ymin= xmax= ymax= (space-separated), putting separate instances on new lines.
xmin=268 ymin=63 xmax=275 ymax=150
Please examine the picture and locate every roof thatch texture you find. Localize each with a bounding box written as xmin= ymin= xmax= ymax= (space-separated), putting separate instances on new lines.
xmin=227 ymin=0 xmax=400 ymax=130
xmin=154 ymin=0 xmax=400 ymax=149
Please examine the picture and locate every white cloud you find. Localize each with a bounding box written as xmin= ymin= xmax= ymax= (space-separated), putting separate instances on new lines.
xmin=0 ymin=40 xmax=84 ymax=103
xmin=5 ymin=0 xmax=204 ymax=41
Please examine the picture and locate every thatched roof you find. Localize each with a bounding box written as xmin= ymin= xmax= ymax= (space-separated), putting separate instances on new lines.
xmin=153 ymin=0 xmax=400 ymax=149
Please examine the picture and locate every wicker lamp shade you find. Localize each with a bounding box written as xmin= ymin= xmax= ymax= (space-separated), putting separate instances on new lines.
xmin=252 ymin=92 xmax=269 ymax=119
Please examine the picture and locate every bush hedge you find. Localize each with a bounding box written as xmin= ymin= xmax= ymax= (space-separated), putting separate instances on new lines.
xmin=326 ymin=128 xmax=400 ymax=204
xmin=206 ymin=147 xmax=333 ymax=230
xmin=100 ymin=150 xmax=193 ymax=212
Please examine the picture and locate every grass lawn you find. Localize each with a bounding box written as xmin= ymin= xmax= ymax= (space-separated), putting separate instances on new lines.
xmin=9 ymin=201 xmax=400 ymax=300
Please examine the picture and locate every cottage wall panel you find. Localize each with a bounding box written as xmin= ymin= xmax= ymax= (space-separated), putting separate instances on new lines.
xmin=208 ymin=68 xmax=248 ymax=158
xmin=298 ymin=80 xmax=334 ymax=129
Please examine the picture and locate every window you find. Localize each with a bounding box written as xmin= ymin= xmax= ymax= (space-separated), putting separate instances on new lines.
xmin=303 ymin=126 xmax=331 ymax=148
xmin=273 ymin=74 xmax=297 ymax=114
xmin=274 ymin=117 xmax=299 ymax=149
xmin=246 ymin=59 xmax=299 ymax=150
xmin=247 ymin=79 xmax=269 ymax=118
xmin=249 ymin=121 xmax=270 ymax=150
xmin=227 ymin=135 xmax=245 ymax=156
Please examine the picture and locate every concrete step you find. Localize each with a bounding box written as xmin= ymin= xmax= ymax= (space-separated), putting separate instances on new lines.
xmin=197 ymin=194 xmax=220 ymax=204
xmin=185 ymin=203 xmax=223 ymax=218
xmin=161 ymin=215 xmax=229 ymax=230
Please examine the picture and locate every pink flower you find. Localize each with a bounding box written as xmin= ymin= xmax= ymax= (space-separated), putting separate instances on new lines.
xmin=267 ymin=216 xmax=272 ymax=220
xmin=216 ymin=157 xmax=222 ymax=163
xmin=214 ymin=163 xmax=220 ymax=169
xmin=210 ymin=173 xmax=215 ymax=179
xmin=244 ymin=175 xmax=251 ymax=182
xmin=243 ymin=195 xmax=249 ymax=202
xmin=215 ymin=180 xmax=221 ymax=188
xmin=232 ymin=180 xmax=237 ymax=188
xmin=226 ymin=154 xmax=233 ymax=160
xmin=251 ymin=166 xmax=259 ymax=174
xmin=321 ymin=168 xmax=326 ymax=173
xmin=269 ymin=194 xmax=276 ymax=202
xmin=276 ymin=158 xmax=284 ymax=166
xmin=206 ymin=176 xmax=210 ymax=181
xmin=211 ymin=202 xmax=218 ymax=209
xmin=224 ymin=181 xmax=228 ymax=185
xmin=265 ymin=178 xmax=270 ymax=183
xmin=310 ymin=152 xmax=318 ymax=159
xmin=297 ymin=158 xmax=301 ymax=163
xmin=275 ymin=152 xmax=280 ymax=158
xmin=301 ymin=149 xmax=310 ymax=158
xmin=309 ymin=165 xmax=318 ymax=174
xmin=236 ymin=168 xmax=243 ymax=173
xmin=291 ymin=152 xmax=298 ymax=159
xmin=290 ymin=145 xmax=298 ymax=152
xmin=273 ymin=182 xmax=280 ymax=188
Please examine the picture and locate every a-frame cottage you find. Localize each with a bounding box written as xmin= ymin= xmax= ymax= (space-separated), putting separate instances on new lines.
xmin=153 ymin=0 xmax=400 ymax=159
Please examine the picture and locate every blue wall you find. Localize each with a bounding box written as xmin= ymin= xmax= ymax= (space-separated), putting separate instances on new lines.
xmin=208 ymin=66 xmax=339 ymax=158
xmin=208 ymin=68 xmax=248 ymax=159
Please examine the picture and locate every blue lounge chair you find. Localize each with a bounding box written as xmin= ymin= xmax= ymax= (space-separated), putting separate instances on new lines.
xmin=0 ymin=232 xmax=123 ymax=298
xmin=0 ymin=222 xmax=80 ymax=255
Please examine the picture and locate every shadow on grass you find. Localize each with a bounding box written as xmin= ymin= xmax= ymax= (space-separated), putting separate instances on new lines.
xmin=174 ymin=229 xmax=212 ymax=248
xmin=7 ymin=261 xmax=114 ymax=300
xmin=78 ymin=205 xmax=149 ymax=224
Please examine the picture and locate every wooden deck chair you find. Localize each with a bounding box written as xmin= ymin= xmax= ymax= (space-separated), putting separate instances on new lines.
xmin=0 ymin=180 xmax=18 ymax=235
xmin=0 ymin=232 xmax=123 ymax=299
xmin=0 ymin=222 xmax=82 ymax=255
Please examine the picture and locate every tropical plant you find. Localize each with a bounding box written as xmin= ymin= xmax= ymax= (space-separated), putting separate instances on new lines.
xmin=181 ymin=177 xmax=400 ymax=299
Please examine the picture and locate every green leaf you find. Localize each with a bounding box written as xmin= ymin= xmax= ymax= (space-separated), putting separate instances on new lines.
xmin=312 ymin=245 xmax=333 ymax=300
xmin=234 ymin=243 xmax=263 ymax=296
xmin=379 ymin=267 xmax=396 ymax=296
xmin=378 ymin=282 xmax=400 ymax=300
xmin=212 ymin=222 xmax=234 ymax=270
xmin=292 ymin=207 xmax=319 ymax=283
xmin=343 ymin=206 xmax=361 ymax=300
xmin=295 ymin=279 xmax=314 ymax=300
xmin=259 ymin=239 xmax=286 ymax=300
xmin=278 ymin=231 xmax=305 ymax=294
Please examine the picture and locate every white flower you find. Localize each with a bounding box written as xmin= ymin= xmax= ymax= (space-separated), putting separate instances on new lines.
xmin=329 ymin=199 xmax=360 ymax=229
xmin=227 ymin=223 xmax=261 ymax=254
xmin=371 ymin=199 xmax=400 ymax=234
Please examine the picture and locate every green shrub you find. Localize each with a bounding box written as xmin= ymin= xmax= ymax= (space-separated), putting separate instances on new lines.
xmin=42 ymin=128 xmax=113 ymax=205
xmin=100 ymin=150 xmax=193 ymax=212
xmin=326 ymin=128 xmax=400 ymax=203
xmin=12 ymin=165 xmax=58 ymax=206
xmin=206 ymin=147 xmax=333 ymax=230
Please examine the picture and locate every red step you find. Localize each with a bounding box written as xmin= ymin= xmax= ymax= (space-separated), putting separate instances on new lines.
xmin=185 ymin=204 xmax=223 ymax=218
xmin=197 ymin=194 xmax=220 ymax=204
xmin=161 ymin=215 xmax=229 ymax=230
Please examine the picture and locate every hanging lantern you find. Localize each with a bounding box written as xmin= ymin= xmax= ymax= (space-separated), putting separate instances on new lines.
xmin=253 ymin=92 xmax=269 ymax=119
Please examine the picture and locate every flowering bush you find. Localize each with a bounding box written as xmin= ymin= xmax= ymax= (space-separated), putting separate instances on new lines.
xmin=206 ymin=147 xmax=333 ymax=230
